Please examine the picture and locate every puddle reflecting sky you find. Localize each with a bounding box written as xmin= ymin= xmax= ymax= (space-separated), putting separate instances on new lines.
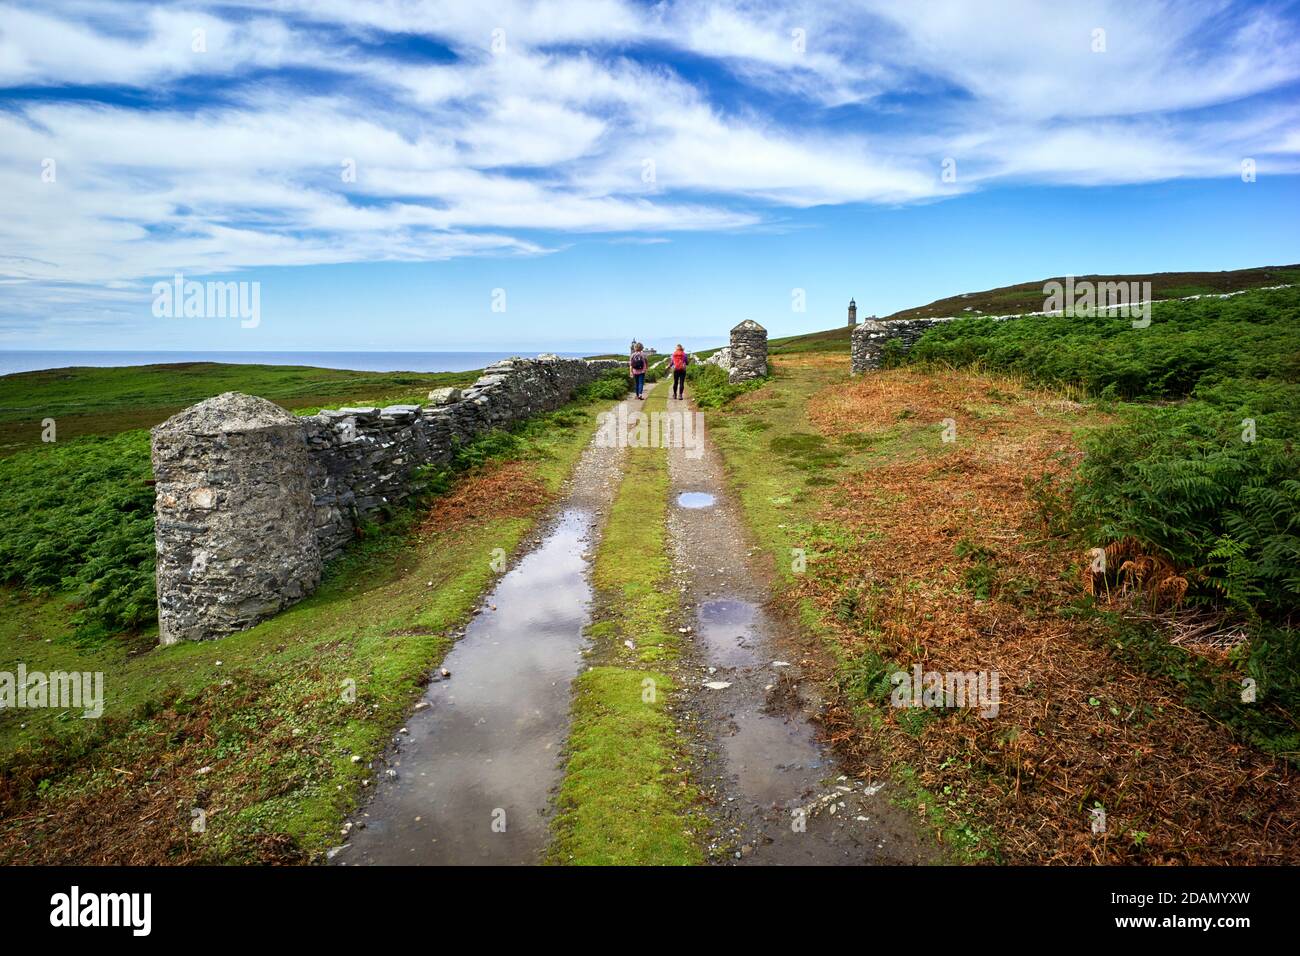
xmin=336 ymin=508 xmax=594 ymax=865
xmin=676 ymin=491 xmax=716 ymax=509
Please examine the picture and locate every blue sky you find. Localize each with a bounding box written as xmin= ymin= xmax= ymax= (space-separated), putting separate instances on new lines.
xmin=1 ymin=0 xmax=1299 ymax=353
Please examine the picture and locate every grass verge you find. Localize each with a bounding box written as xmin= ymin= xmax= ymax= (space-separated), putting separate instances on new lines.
xmin=0 ymin=391 xmax=612 ymax=863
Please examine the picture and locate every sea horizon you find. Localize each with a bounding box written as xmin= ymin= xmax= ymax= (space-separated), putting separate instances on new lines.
xmin=0 ymin=349 xmax=609 ymax=377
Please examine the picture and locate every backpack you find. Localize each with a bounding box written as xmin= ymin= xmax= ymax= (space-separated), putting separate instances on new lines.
xmin=631 ymin=353 xmax=646 ymax=372
xmin=672 ymin=352 xmax=687 ymax=371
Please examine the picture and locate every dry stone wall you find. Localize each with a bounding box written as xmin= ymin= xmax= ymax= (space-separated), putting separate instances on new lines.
xmin=153 ymin=356 xmax=621 ymax=642
xmin=703 ymin=346 xmax=731 ymax=372
xmin=850 ymin=315 xmax=1019 ymax=374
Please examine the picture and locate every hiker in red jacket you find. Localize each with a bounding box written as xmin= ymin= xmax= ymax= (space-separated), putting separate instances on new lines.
xmin=670 ymin=344 xmax=689 ymax=400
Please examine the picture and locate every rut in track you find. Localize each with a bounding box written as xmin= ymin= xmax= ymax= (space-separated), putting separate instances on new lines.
xmin=334 ymin=412 xmax=626 ymax=865
xmin=663 ymin=390 xmax=937 ymax=864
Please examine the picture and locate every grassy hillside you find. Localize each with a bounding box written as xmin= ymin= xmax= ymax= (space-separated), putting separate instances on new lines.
xmin=0 ymin=359 xmax=530 ymax=643
xmin=703 ymin=355 xmax=1299 ymax=862
xmin=907 ymin=284 xmax=1300 ymax=619
xmin=900 ymin=285 xmax=1300 ymax=756
xmin=0 ymin=362 xmax=475 ymax=455
xmin=769 ymin=263 xmax=1300 ymax=356
xmin=909 ymin=283 xmax=1300 ymax=399
xmin=0 ymin=386 xmax=620 ymax=863
xmin=886 ymin=263 xmax=1300 ymax=322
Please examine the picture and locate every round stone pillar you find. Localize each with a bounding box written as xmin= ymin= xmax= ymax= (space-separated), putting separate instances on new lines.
xmin=151 ymin=392 xmax=320 ymax=643
xmin=850 ymin=320 xmax=891 ymax=375
xmin=728 ymin=319 xmax=768 ymax=383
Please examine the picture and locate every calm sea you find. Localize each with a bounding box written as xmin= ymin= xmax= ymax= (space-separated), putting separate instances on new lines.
xmin=0 ymin=351 xmax=593 ymax=377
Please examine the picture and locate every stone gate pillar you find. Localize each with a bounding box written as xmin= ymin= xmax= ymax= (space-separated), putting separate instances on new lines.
xmin=151 ymin=392 xmax=321 ymax=644
xmin=850 ymin=319 xmax=891 ymax=375
xmin=728 ymin=319 xmax=768 ymax=383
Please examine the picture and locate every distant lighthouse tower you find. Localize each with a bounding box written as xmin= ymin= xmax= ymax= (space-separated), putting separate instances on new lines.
xmin=847 ymin=298 xmax=858 ymax=326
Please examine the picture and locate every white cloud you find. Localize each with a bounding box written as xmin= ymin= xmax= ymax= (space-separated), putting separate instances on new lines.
xmin=0 ymin=4 xmax=316 ymax=86
xmin=857 ymin=0 xmax=1300 ymax=120
xmin=0 ymin=0 xmax=1297 ymax=311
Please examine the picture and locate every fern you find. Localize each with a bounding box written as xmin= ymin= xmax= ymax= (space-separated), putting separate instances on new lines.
xmin=907 ymin=286 xmax=1300 ymax=625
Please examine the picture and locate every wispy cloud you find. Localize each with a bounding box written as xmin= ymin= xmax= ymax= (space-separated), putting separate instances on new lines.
xmin=1 ymin=0 xmax=1297 ymax=323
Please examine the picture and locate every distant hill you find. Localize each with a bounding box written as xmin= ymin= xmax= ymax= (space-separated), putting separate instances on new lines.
xmin=0 ymin=362 xmax=473 ymax=455
xmin=769 ymin=263 xmax=1300 ymax=354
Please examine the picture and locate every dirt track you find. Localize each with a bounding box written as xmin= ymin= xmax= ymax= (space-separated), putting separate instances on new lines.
xmin=334 ymin=407 xmax=627 ymax=864
xmin=336 ymin=381 xmax=936 ymax=865
xmin=663 ymin=390 xmax=936 ymax=864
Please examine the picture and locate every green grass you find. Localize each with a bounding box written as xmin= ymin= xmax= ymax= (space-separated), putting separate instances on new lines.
xmin=0 ymin=430 xmax=156 ymax=641
xmin=0 ymin=387 xmax=616 ymax=863
xmin=550 ymin=666 xmax=700 ymax=865
xmin=549 ymin=385 xmax=703 ymax=865
xmin=579 ymin=367 xmax=640 ymax=402
xmin=685 ymin=361 xmax=766 ymax=407
xmin=589 ymin=394 xmax=679 ymax=665
xmin=0 ymin=361 xmax=611 ymax=644
xmin=765 ymin=263 xmax=1300 ymax=356
xmin=768 ymin=326 xmax=853 ymax=355
xmin=0 ymin=361 xmax=476 ymax=455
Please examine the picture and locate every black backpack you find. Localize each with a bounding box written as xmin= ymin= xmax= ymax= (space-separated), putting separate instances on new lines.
xmin=631 ymin=353 xmax=646 ymax=372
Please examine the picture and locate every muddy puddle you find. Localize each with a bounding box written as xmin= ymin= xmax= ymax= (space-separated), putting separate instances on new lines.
xmin=696 ymin=599 xmax=761 ymax=667
xmin=668 ymin=406 xmax=939 ymax=865
xmin=717 ymin=676 xmax=826 ymax=806
xmin=333 ymin=508 xmax=596 ymax=865
xmin=698 ymin=599 xmax=824 ymax=805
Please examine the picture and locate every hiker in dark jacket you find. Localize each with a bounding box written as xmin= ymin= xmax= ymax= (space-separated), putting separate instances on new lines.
xmin=629 ymin=344 xmax=648 ymax=400
xmin=670 ymin=344 xmax=689 ymax=400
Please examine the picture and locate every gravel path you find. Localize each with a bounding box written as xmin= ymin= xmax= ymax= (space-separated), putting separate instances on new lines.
xmin=663 ymin=392 xmax=937 ymax=864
